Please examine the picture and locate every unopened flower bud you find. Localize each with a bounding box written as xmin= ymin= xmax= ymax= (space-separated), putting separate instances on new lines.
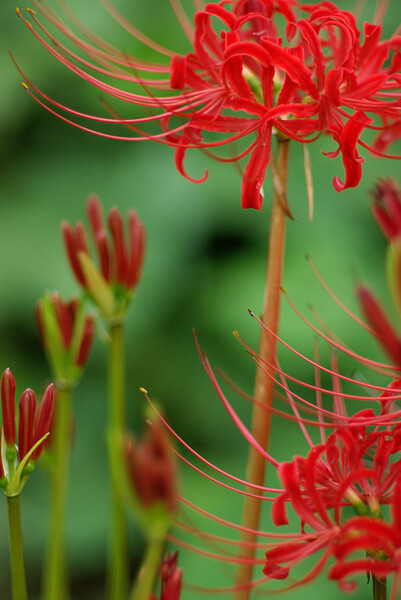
xmin=357 ymin=284 xmax=401 ymax=368
xmin=36 ymin=292 xmax=94 ymax=385
xmin=371 ymin=179 xmax=401 ymax=241
xmin=124 ymin=422 xmax=177 ymax=516
xmin=1 ymin=368 xmax=16 ymax=446
xmin=0 ymin=370 xmax=55 ymax=496
xmin=62 ymin=195 xmax=146 ymax=321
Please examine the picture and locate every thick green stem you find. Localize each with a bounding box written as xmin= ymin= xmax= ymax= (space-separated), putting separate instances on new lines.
xmin=234 ymin=140 xmax=290 ymax=599
xmin=42 ymin=386 xmax=72 ymax=600
xmin=130 ymin=535 xmax=164 ymax=600
xmin=107 ymin=322 xmax=129 ymax=600
xmin=7 ymin=495 xmax=28 ymax=600
xmin=373 ymin=576 xmax=386 ymax=600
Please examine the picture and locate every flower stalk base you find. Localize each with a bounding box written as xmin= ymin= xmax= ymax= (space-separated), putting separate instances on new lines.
xmin=107 ymin=322 xmax=129 ymax=600
xmin=373 ymin=576 xmax=387 ymax=600
xmin=7 ymin=495 xmax=28 ymax=600
xmin=130 ymin=534 xmax=164 ymax=600
xmin=235 ymin=140 xmax=290 ymax=599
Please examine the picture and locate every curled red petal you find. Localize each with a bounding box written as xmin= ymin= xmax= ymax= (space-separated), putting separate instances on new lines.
xmin=332 ymin=112 xmax=373 ymax=192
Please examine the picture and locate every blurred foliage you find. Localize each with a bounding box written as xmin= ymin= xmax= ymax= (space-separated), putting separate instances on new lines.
xmin=0 ymin=0 xmax=400 ymax=598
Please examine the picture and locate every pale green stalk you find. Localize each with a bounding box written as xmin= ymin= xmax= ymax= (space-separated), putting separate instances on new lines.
xmin=42 ymin=386 xmax=72 ymax=600
xmin=7 ymin=495 xmax=28 ymax=600
xmin=107 ymin=322 xmax=129 ymax=600
xmin=130 ymin=535 xmax=164 ymax=600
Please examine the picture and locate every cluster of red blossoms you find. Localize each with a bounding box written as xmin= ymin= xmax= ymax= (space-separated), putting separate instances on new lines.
xmin=17 ymin=0 xmax=401 ymax=209
xmin=0 ymin=369 xmax=54 ymax=494
xmin=137 ymin=182 xmax=401 ymax=597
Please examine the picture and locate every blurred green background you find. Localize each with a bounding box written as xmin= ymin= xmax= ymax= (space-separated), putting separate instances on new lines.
xmin=0 ymin=0 xmax=400 ymax=598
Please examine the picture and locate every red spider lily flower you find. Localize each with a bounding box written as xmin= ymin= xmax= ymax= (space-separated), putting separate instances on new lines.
xmin=150 ymin=552 xmax=182 ymax=600
xmin=62 ymin=194 xmax=145 ymax=320
xmin=0 ymin=368 xmax=54 ymax=495
xmin=372 ymin=179 xmax=401 ymax=241
xmin=36 ymin=291 xmax=94 ymax=385
xmin=132 ymin=257 xmax=401 ymax=596
xmin=17 ymin=1 xmax=401 ymax=209
xmin=124 ymin=420 xmax=177 ymax=516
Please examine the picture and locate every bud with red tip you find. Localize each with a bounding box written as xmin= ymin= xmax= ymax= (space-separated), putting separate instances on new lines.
xmin=150 ymin=552 xmax=182 ymax=600
xmin=356 ymin=284 xmax=401 ymax=368
xmin=36 ymin=292 xmax=94 ymax=386
xmin=1 ymin=369 xmax=16 ymax=447
xmin=371 ymin=180 xmax=401 ymax=241
xmin=62 ymin=194 xmax=145 ymax=321
xmin=0 ymin=368 xmax=54 ymax=496
xmin=124 ymin=421 xmax=177 ymax=526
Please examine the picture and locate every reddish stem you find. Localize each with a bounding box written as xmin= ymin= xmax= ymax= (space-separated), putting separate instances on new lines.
xmin=234 ymin=139 xmax=290 ymax=599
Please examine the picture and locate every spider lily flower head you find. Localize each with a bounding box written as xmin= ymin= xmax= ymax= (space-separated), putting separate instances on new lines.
xmin=36 ymin=292 xmax=94 ymax=387
xmin=0 ymin=368 xmax=54 ymax=496
xmin=133 ymin=262 xmax=401 ymax=595
xmin=17 ymin=1 xmax=401 ymax=210
xmin=150 ymin=552 xmax=182 ymax=600
xmin=62 ymin=194 xmax=145 ymax=323
xmin=124 ymin=417 xmax=177 ymax=533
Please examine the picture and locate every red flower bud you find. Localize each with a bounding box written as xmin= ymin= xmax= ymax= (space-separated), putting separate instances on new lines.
xmin=124 ymin=423 xmax=176 ymax=514
xmin=32 ymin=384 xmax=54 ymax=460
xmin=357 ymin=284 xmax=401 ymax=367
xmin=18 ymin=389 xmax=36 ymax=462
xmin=1 ymin=368 xmax=16 ymax=446
xmin=371 ymin=179 xmax=401 ymax=241
xmin=75 ymin=316 xmax=95 ymax=367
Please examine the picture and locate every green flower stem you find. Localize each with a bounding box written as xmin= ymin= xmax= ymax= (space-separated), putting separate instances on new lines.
xmin=130 ymin=535 xmax=164 ymax=600
xmin=107 ymin=322 xmax=129 ymax=600
xmin=7 ymin=495 xmax=28 ymax=600
xmin=373 ymin=576 xmax=386 ymax=600
xmin=42 ymin=386 xmax=72 ymax=600
xmin=235 ymin=139 xmax=290 ymax=600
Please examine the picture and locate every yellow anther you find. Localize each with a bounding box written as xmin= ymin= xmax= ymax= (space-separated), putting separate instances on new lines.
xmin=233 ymin=330 xmax=240 ymax=338
xmin=139 ymin=387 xmax=148 ymax=394
xmin=26 ymin=8 xmax=36 ymax=14
xmin=16 ymin=7 xmax=21 ymax=16
xmin=21 ymin=82 xmax=29 ymax=90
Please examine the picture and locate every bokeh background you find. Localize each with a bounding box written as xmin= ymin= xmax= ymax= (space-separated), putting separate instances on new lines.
xmin=0 ymin=0 xmax=400 ymax=598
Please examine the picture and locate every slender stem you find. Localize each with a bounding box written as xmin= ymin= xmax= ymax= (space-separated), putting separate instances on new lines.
xmin=234 ymin=140 xmax=290 ymax=599
xmin=7 ymin=495 xmax=28 ymax=600
xmin=373 ymin=576 xmax=387 ymax=600
xmin=42 ymin=386 xmax=72 ymax=600
xmin=107 ymin=322 xmax=129 ymax=600
xmin=130 ymin=535 xmax=164 ymax=600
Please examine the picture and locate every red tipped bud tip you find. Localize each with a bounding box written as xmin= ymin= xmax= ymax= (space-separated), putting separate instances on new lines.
xmin=357 ymin=284 xmax=401 ymax=368
xmin=61 ymin=221 xmax=87 ymax=287
xmin=124 ymin=423 xmax=177 ymax=514
xmin=159 ymin=552 xmax=182 ymax=600
xmin=75 ymin=316 xmax=95 ymax=367
xmin=18 ymin=389 xmax=36 ymax=462
xmin=1 ymin=368 xmax=16 ymax=446
xmin=32 ymin=384 xmax=54 ymax=461
xmin=86 ymin=194 xmax=104 ymax=237
xmin=53 ymin=293 xmax=74 ymax=349
xmin=127 ymin=211 xmax=145 ymax=291
xmin=108 ymin=207 xmax=128 ymax=285
xmin=371 ymin=179 xmax=401 ymax=241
